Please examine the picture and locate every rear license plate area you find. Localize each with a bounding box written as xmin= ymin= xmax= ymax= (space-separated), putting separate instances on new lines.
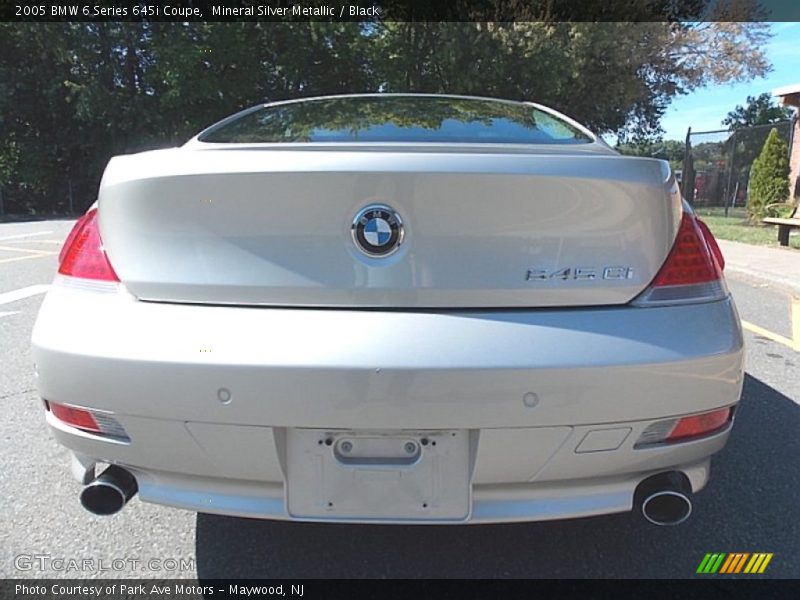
xmin=286 ymin=429 xmax=471 ymax=521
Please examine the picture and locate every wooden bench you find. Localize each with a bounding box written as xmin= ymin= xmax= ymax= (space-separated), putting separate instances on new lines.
xmin=764 ymin=206 xmax=800 ymax=246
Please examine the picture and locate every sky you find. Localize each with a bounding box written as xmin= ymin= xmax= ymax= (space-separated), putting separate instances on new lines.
xmin=659 ymin=22 xmax=800 ymax=140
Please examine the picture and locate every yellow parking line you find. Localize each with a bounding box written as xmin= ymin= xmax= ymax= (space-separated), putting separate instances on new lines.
xmin=741 ymin=320 xmax=797 ymax=351
xmin=0 ymin=252 xmax=58 ymax=264
xmin=740 ymin=295 xmax=800 ymax=352
xmin=4 ymin=239 xmax=64 ymax=245
xmin=0 ymin=244 xmax=56 ymax=256
xmin=0 ymin=230 xmax=53 ymax=242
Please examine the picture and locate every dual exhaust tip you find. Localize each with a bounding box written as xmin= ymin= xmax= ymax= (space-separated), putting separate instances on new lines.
xmin=78 ymin=465 xmax=692 ymax=525
xmin=80 ymin=465 xmax=137 ymax=516
xmin=634 ymin=471 xmax=693 ymax=526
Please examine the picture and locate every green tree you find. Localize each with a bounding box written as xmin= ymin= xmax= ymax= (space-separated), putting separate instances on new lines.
xmin=372 ymin=21 xmax=771 ymax=142
xmin=0 ymin=18 xmax=776 ymax=215
xmin=617 ymin=139 xmax=685 ymax=170
xmin=0 ymin=22 xmax=375 ymax=213
xmin=717 ymin=95 xmax=792 ymax=207
xmin=722 ymin=93 xmax=792 ymax=130
xmin=747 ymin=128 xmax=791 ymax=221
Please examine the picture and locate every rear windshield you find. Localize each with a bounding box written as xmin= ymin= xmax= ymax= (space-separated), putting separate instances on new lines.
xmin=199 ymin=96 xmax=592 ymax=145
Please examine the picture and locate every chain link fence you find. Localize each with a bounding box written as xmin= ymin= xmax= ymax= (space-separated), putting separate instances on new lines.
xmin=682 ymin=120 xmax=793 ymax=212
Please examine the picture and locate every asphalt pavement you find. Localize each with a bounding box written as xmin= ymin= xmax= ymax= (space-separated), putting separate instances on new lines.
xmin=0 ymin=219 xmax=798 ymax=579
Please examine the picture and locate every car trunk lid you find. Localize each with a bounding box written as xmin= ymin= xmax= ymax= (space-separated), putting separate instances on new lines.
xmin=98 ymin=147 xmax=680 ymax=308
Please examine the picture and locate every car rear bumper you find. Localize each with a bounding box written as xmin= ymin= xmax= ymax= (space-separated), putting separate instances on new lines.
xmin=32 ymin=280 xmax=744 ymax=523
xmin=63 ymin=452 xmax=715 ymax=525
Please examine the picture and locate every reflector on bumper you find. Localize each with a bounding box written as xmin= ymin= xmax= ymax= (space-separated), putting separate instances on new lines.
xmin=47 ymin=402 xmax=130 ymax=441
xmin=635 ymin=407 xmax=733 ymax=448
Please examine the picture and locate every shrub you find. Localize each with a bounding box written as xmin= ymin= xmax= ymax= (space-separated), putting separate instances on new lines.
xmin=747 ymin=128 xmax=791 ymax=222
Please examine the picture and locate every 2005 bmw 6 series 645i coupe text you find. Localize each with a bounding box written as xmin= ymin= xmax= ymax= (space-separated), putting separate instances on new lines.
xmin=32 ymin=94 xmax=743 ymax=526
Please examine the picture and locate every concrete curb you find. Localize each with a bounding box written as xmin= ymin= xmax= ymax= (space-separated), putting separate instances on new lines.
xmin=717 ymin=239 xmax=800 ymax=295
xmin=725 ymin=265 xmax=800 ymax=295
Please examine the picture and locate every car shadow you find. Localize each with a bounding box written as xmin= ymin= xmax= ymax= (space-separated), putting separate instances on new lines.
xmin=195 ymin=374 xmax=799 ymax=579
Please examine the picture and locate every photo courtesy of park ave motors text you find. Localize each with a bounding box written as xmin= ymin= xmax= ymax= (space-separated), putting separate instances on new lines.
xmin=1 ymin=0 xmax=799 ymax=583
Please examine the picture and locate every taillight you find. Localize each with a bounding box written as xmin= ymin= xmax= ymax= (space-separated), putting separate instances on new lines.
xmin=47 ymin=401 xmax=129 ymax=441
xmin=58 ymin=208 xmax=119 ymax=282
xmin=633 ymin=212 xmax=727 ymax=306
xmin=635 ymin=407 xmax=733 ymax=448
xmin=696 ymin=218 xmax=725 ymax=271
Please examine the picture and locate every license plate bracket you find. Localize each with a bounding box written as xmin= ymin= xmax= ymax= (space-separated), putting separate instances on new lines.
xmin=286 ymin=429 xmax=471 ymax=521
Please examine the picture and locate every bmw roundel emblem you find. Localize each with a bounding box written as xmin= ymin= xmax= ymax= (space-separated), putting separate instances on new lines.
xmin=351 ymin=204 xmax=404 ymax=257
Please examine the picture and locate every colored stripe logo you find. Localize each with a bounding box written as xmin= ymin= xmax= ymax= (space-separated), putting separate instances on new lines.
xmin=697 ymin=553 xmax=773 ymax=574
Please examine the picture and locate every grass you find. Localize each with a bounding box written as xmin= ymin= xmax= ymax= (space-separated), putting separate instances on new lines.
xmin=695 ymin=206 xmax=800 ymax=250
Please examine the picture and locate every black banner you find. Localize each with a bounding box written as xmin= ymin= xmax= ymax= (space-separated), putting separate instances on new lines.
xmin=1 ymin=0 xmax=800 ymax=22
xmin=3 ymin=580 xmax=800 ymax=600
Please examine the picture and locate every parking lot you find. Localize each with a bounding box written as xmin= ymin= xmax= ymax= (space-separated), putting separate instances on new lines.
xmin=1 ymin=219 xmax=798 ymax=579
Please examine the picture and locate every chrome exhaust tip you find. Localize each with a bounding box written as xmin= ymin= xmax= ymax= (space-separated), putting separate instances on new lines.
xmin=80 ymin=465 xmax=137 ymax=516
xmin=635 ymin=472 xmax=693 ymax=526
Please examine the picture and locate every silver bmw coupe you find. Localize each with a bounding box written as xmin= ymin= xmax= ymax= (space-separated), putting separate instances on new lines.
xmin=32 ymin=94 xmax=744 ymax=526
